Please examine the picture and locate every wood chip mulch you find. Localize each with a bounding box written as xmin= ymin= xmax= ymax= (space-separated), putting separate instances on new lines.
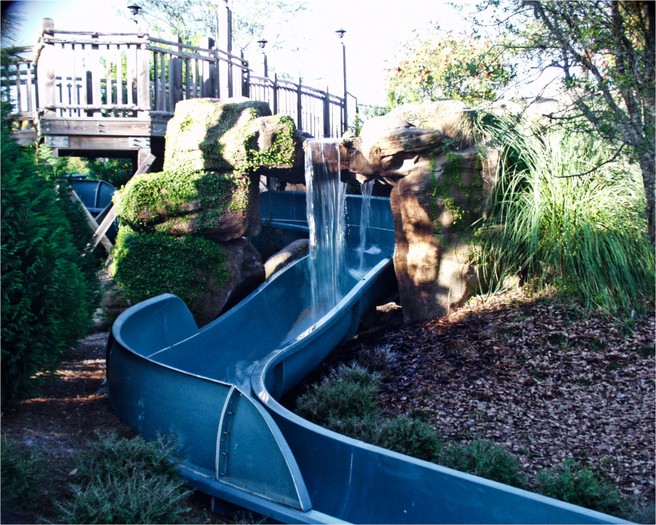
xmin=360 ymin=290 xmax=655 ymax=500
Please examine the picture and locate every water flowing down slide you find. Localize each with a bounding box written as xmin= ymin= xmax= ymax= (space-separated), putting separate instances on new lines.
xmin=107 ymin=141 xmax=628 ymax=524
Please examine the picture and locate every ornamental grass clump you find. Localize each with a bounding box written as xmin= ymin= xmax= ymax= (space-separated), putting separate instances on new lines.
xmin=441 ymin=438 xmax=525 ymax=488
xmin=295 ymin=362 xmax=380 ymax=426
xmin=475 ymin=120 xmax=654 ymax=315
xmin=296 ymin=363 xmax=443 ymax=462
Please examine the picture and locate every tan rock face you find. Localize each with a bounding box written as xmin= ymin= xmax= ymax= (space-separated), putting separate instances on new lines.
xmin=342 ymin=101 xmax=496 ymax=324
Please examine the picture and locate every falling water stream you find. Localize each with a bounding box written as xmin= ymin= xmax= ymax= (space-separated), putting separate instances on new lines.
xmin=357 ymin=179 xmax=375 ymax=274
xmin=305 ymin=139 xmax=347 ymax=317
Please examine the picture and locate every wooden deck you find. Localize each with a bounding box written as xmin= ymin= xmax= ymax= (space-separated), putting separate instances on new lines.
xmin=2 ymin=19 xmax=345 ymax=167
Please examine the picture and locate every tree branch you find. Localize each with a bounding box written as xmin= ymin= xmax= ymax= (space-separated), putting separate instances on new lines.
xmin=555 ymin=143 xmax=627 ymax=178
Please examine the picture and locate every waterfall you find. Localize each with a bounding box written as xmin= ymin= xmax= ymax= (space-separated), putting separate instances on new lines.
xmin=357 ymin=179 xmax=375 ymax=273
xmin=305 ymin=139 xmax=347 ymax=316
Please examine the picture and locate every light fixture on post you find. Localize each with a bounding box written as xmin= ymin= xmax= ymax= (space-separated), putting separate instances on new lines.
xmin=336 ymin=29 xmax=347 ymax=134
xmin=127 ymin=3 xmax=142 ymax=23
xmin=257 ymin=39 xmax=269 ymax=78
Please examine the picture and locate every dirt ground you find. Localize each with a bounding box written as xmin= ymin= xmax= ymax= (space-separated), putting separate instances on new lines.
xmin=1 ymin=289 xmax=654 ymax=522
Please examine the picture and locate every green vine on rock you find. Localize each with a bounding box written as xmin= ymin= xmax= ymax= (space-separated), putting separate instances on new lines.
xmin=110 ymin=226 xmax=228 ymax=308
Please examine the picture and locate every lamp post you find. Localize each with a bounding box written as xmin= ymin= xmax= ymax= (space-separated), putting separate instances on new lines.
xmin=336 ymin=29 xmax=347 ymax=134
xmin=127 ymin=3 xmax=142 ymax=24
xmin=257 ymin=39 xmax=268 ymax=78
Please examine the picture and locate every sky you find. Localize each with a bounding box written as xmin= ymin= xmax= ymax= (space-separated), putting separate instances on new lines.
xmin=5 ymin=0 xmax=468 ymax=106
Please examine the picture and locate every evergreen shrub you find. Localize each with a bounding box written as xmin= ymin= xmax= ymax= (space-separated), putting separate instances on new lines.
xmin=1 ymin=112 xmax=98 ymax=403
xmin=536 ymin=460 xmax=623 ymax=516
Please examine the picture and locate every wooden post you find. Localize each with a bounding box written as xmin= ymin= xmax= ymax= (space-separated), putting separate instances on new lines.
xmin=80 ymin=152 xmax=156 ymax=256
xmin=136 ymin=35 xmax=150 ymax=117
xmin=240 ymin=50 xmax=249 ymax=98
xmin=323 ymin=88 xmax=331 ymax=138
xmin=35 ymin=18 xmax=56 ymax=117
xmin=70 ymin=189 xmax=114 ymax=254
xmin=296 ymin=78 xmax=303 ymax=132
xmin=170 ymin=57 xmax=183 ymax=109
xmin=218 ymin=1 xmax=233 ymax=97
xmin=272 ymin=74 xmax=279 ymax=115
xmin=201 ymin=37 xmax=216 ymax=98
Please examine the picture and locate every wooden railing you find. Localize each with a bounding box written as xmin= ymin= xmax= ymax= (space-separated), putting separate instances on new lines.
xmin=1 ymin=21 xmax=346 ymax=146
xmin=1 ymin=55 xmax=38 ymax=141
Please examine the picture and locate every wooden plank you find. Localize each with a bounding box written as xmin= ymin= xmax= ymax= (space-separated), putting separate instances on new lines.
xmin=66 ymin=136 xmax=145 ymax=150
xmin=40 ymin=117 xmax=154 ymax=135
xmin=69 ymin=188 xmax=113 ymax=253
xmin=136 ymin=39 xmax=150 ymax=117
xmin=85 ymin=205 xmax=117 ymax=254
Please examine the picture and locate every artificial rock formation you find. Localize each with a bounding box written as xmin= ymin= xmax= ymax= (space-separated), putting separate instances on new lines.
xmin=112 ymin=97 xmax=305 ymax=325
xmin=339 ymin=101 xmax=496 ymax=324
xmin=264 ymin=238 xmax=309 ymax=279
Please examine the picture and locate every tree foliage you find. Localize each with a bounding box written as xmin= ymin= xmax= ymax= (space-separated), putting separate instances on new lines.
xmin=134 ymin=0 xmax=307 ymax=52
xmin=476 ymin=0 xmax=655 ymax=242
xmin=386 ymin=31 xmax=516 ymax=107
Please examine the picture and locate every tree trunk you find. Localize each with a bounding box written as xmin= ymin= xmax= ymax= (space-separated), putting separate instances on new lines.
xmin=639 ymin=150 xmax=655 ymax=246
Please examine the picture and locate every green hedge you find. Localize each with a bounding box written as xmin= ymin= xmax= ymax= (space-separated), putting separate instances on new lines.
xmin=1 ymin=114 xmax=98 ymax=403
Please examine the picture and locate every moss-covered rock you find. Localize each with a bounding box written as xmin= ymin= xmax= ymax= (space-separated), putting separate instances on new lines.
xmin=242 ymin=114 xmax=299 ymax=172
xmin=164 ymin=98 xmax=272 ymax=174
xmin=110 ymin=226 xmax=263 ymax=325
xmin=164 ymin=98 xmax=300 ymax=176
xmin=108 ymin=98 xmax=298 ymax=319
xmin=114 ymin=169 xmax=258 ymax=240
xmin=110 ymin=225 xmax=227 ymax=310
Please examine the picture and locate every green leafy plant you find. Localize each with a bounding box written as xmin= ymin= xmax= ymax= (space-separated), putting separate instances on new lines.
xmin=56 ymin=433 xmax=192 ymax=524
xmin=536 ymin=460 xmax=623 ymax=516
xmin=474 ymin=118 xmax=654 ymax=315
xmin=86 ymin=157 xmax=134 ymax=188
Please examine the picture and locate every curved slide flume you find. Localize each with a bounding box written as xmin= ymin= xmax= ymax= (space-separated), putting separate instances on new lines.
xmin=108 ymin=190 xmax=628 ymax=524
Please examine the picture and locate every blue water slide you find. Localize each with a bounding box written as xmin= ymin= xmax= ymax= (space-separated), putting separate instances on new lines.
xmin=107 ymin=191 xmax=628 ymax=524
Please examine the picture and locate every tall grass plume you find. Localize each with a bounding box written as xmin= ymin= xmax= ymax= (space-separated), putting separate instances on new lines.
xmin=474 ymin=118 xmax=654 ymax=315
